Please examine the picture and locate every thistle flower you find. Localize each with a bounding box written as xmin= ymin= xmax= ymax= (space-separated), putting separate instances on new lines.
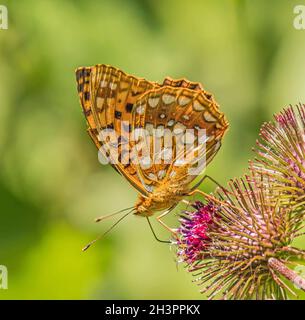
xmin=173 ymin=104 xmax=305 ymax=299
xmin=174 ymin=171 xmax=305 ymax=300
xmin=252 ymin=104 xmax=305 ymax=206
xmin=175 ymin=201 xmax=218 ymax=264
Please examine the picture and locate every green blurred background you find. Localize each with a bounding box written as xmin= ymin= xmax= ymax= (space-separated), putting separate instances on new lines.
xmin=0 ymin=0 xmax=305 ymax=299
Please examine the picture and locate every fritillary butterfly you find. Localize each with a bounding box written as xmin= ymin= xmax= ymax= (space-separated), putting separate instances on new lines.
xmin=76 ymin=64 xmax=228 ymax=234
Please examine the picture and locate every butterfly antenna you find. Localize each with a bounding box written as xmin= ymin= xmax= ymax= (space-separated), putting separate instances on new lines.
xmin=82 ymin=208 xmax=135 ymax=251
xmin=95 ymin=206 xmax=134 ymax=223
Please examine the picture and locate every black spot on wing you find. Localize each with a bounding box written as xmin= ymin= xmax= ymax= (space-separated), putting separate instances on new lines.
xmin=76 ymin=68 xmax=91 ymax=81
xmin=125 ymin=103 xmax=133 ymax=113
xmin=78 ymin=83 xmax=84 ymax=92
xmin=115 ymin=111 xmax=122 ymax=119
xmin=84 ymin=109 xmax=92 ymax=116
xmin=84 ymin=92 xmax=90 ymax=101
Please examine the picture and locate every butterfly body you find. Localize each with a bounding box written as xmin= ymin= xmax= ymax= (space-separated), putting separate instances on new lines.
xmin=135 ymin=168 xmax=190 ymax=216
xmin=76 ymin=64 xmax=228 ymax=220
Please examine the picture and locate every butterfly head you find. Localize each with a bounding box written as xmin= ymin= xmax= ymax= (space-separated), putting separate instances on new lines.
xmin=135 ymin=195 xmax=154 ymax=217
xmin=134 ymin=178 xmax=187 ymax=217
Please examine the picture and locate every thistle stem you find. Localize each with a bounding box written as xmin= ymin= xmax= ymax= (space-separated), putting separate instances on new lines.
xmin=268 ymin=258 xmax=305 ymax=292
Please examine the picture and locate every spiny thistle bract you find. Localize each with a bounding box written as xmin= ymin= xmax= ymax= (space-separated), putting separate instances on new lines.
xmin=174 ymin=172 xmax=305 ymax=299
xmin=173 ymin=104 xmax=305 ymax=299
xmin=252 ymin=104 xmax=305 ymax=206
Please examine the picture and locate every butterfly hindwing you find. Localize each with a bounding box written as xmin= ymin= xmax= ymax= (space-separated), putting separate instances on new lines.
xmin=132 ymin=85 xmax=228 ymax=190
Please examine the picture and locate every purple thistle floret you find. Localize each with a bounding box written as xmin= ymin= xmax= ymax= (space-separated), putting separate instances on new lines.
xmin=175 ymin=201 xmax=218 ymax=264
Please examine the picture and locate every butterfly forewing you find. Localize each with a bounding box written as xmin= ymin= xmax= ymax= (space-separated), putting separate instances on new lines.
xmin=76 ymin=64 xmax=160 ymax=195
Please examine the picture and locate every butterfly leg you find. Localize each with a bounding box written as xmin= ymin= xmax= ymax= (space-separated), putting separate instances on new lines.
xmin=146 ymin=217 xmax=171 ymax=244
xmin=188 ymin=188 xmax=221 ymax=204
xmin=156 ymin=205 xmax=178 ymax=235
xmin=190 ymin=174 xmax=224 ymax=192
xmin=189 ymin=182 xmax=244 ymax=213
xmin=185 ymin=175 xmax=222 ymax=206
xmin=181 ymin=199 xmax=191 ymax=206
xmin=187 ymin=174 xmax=226 ymax=202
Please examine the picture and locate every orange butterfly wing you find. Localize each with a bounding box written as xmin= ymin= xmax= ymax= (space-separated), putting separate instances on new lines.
xmin=76 ymin=65 xmax=228 ymax=196
xmin=76 ymin=64 xmax=160 ymax=195
xmin=131 ymin=85 xmax=228 ymax=191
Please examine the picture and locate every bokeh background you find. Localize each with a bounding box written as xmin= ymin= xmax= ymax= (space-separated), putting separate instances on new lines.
xmin=0 ymin=0 xmax=305 ymax=299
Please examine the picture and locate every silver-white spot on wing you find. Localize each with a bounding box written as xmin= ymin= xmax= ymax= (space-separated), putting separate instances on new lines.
xmin=178 ymin=96 xmax=191 ymax=106
xmin=167 ymin=119 xmax=175 ymax=127
xmin=109 ymin=82 xmax=117 ymax=90
xmin=173 ymin=122 xmax=186 ymax=135
xmin=193 ymin=100 xmax=205 ymax=111
xmin=96 ymin=97 xmax=104 ymax=109
xmin=100 ymin=80 xmax=108 ymax=88
xmin=203 ymin=111 xmax=217 ymax=122
xmin=145 ymin=123 xmax=154 ymax=136
xmin=148 ymin=96 xmax=159 ymax=108
xmin=139 ymin=156 xmax=152 ymax=170
xmin=155 ymin=125 xmax=165 ymax=138
xmin=136 ymin=104 xmax=145 ymax=115
xmin=162 ymin=94 xmax=175 ymax=104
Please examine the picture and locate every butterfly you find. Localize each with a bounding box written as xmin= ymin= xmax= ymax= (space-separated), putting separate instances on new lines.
xmin=76 ymin=64 xmax=228 ymax=242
